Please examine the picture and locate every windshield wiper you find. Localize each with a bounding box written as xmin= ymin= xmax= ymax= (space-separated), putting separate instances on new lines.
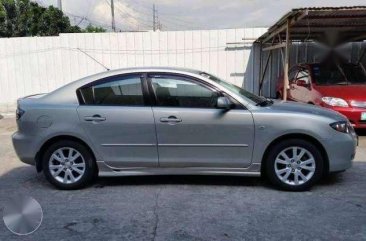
xmin=256 ymin=98 xmax=273 ymax=107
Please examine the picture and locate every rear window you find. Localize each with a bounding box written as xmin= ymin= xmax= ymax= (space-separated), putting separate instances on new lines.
xmin=78 ymin=75 xmax=145 ymax=106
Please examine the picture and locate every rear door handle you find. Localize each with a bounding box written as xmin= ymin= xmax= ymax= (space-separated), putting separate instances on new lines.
xmin=84 ymin=115 xmax=106 ymax=122
xmin=160 ymin=116 xmax=182 ymax=123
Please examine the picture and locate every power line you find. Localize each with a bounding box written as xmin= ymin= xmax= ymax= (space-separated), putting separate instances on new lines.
xmin=31 ymin=1 xmax=114 ymax=31
xmin=125 ymin=1 xmax=198 ymax=27
xmin=106 ymin=0 xmax=153 ymax=30
xmin=111 ymin=1 xmax=193 ymax=31
xmin=35 ymin=0 xmax=155 ymax=31
xmin=64 ymin=11 xmax=113 ymax=31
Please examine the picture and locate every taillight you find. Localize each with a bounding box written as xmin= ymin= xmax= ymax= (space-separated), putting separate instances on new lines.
xmin=16 ymin=108 xmax=25 ymax=120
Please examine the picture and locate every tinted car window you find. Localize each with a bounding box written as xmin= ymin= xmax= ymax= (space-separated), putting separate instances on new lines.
xmin=79 ymin=75 xmax=144 ymax=106
xmin=341 ymin=64 xmax=366 ymax=84
xmin=311 ymin=63 xmax=366 ymax=85
xmin=151 ymin=75 xmax=219 ymax=108
xmin=200 ymin=72 xmax=265 ymax=105
xmin=311 ymin=64 xmax=345 ymax=85
xmin=289 ymin=68 xmax=298 ymax=82
xmin=296 ymin=69 xmax=310 ymax=84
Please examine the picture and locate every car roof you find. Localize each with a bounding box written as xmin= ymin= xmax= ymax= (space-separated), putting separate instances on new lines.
xmin=103 ymin=66 xmax=202 ymax=76
xmin=29 ymin=66 xmax=257 ymax=110
xmin=39 ymin=67 xmax=211 ymax=105
xmin=72 ymin=66 xmax=203 ymax=86
xmin=50 ymin=66 xmax=204 ymax=94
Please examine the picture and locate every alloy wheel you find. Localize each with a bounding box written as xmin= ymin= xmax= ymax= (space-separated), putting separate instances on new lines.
xmin=274 ymin=146 xmax=316 ymax=186
xmin=48 ymin=147 xmax=86 ymax=184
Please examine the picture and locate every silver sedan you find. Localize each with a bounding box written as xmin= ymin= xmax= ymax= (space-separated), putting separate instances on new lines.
xmin=12 ymin=67 xmax=357 ymax=191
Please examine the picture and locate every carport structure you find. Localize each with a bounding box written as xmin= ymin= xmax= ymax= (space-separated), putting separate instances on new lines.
xmin=255 ymin=6 xmax=366 ymax=100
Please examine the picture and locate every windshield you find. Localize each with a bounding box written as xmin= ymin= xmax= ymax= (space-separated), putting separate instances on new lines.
xmin=311 ymin=63 xmax=366 ymax=85
xmin=199 ymin=72 xmax=266 ymax=105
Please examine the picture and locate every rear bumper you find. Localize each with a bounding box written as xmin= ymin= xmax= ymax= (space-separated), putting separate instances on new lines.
xmin=327 ymin=106 xmax=366 ymax=129
xmin=12 ymin=132 xmax=37 ymax=165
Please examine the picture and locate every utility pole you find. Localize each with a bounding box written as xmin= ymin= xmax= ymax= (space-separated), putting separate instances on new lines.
xmin=153 ymin=4 xmax=162 ymax=31
xmin=111 ymin=0 xmax=116 ymax=32
xmin=57 ymin=0 xmax=62 ymax=11
xmin=153 ymin=4 xmax=156 ymax=31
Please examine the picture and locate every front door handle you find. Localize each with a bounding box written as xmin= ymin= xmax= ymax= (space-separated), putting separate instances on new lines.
xmin=84 ymin=115 xmax=106 ymax=122
xmin=160 ymin=116 xmax=182 ymax=123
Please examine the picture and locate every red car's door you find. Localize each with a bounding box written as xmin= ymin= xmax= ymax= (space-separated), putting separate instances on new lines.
xmin=287 ymin=68 xmax=299 ymax=101
xmin=288 ymin=68 xmax=311 ymax=102
xmin=295 ymin=68 xmax=312 ymax=103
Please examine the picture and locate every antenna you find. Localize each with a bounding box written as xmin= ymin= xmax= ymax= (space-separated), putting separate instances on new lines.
xmin=76 ymin=48 xmax=110 ymax=71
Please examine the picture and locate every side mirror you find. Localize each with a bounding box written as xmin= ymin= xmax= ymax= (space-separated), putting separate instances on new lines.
xmin=217 ymin=96 xmax=232 ymax=109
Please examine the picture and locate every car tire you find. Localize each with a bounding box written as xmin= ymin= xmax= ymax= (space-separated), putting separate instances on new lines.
xmin=42 ymin=140 xmax=97 ymax=190
xmin=264 ymin=139 xmax=324 ymax=191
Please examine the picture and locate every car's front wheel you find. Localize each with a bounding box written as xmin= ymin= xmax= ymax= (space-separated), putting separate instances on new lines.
xmin=264 ymin=139 xmax=324 ymax=191
xmin=42 ymin=140 xmax=97 ymax=190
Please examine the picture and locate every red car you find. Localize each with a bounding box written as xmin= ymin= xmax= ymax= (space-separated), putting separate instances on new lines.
xmin=277 ymin=62 xmax=366 ymax=129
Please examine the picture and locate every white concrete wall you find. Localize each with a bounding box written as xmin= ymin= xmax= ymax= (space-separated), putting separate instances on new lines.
xmin=0 ymin=28 xmax=267 ymax=113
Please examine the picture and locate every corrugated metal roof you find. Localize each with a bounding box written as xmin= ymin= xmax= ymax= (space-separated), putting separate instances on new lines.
xmin=257 ymin=6 xmax=366 ymax=44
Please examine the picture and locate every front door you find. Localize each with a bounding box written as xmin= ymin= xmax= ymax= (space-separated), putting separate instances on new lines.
xmin=77 ymin=74 xmax=158 ymax=168
xmin=291 ymin=68 xmax=311 ymax=102
xmin=148 ymin=73 xmax=254 ymax=168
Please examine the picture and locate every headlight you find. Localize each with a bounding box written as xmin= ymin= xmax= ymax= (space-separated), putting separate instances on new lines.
xmin=321 ymin=97 xmax=349 ymax=107
xmin=350 ymin=100 xmax=366 ymax=108
xmin=330 ymin=121 xmax=352 ymax=133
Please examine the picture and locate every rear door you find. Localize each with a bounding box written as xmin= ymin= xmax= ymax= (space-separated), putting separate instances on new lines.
xmin=77 ymin=73 xmax=158 ymax=168
xmin=148 ymin=73 xmax=255 ymax=168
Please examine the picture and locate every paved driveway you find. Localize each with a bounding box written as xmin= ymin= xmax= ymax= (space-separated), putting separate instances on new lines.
xmin=0 ymin=117 xmax=365 ymax=241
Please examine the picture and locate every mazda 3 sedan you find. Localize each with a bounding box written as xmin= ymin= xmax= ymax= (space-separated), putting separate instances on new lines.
xmin=12 ymin=67 xmax=357 ymax=191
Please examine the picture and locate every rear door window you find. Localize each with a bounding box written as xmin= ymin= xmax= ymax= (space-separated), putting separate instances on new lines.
xmin=79 ymin=75 xmax=145 ymax=106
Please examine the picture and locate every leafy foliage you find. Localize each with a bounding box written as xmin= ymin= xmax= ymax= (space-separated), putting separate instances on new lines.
xmin=0 ymin=0 xmax=106 ymax=37
xmin=84 ymin=24 xmax=106 ymax=33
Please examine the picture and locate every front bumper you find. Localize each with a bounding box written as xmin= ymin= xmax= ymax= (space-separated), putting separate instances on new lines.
xmin=12 ymin=132 xmax=38 ymax=165
xmin=322 ymin=131 xmax=357 ymax=172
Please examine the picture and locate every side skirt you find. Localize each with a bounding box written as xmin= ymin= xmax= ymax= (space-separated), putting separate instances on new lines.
xmin=97 ymin=162 xmax=261 ymax=177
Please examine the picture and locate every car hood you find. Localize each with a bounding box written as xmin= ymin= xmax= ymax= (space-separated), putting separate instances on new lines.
xmin=315 ymin=85 xmax=366 ymax=101
xmin=267 ymin=100 xmax=346 ymax=121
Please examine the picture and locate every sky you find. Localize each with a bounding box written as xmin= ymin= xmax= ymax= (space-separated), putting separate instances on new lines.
xmin=37 ymin=0 xmax=366 ymax=31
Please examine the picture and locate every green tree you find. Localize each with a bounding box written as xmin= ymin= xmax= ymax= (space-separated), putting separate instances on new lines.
xmin=0 ymin=0 xmax=84 ymax=37
xmin=84 ymin=24 xmax=106 ymax=33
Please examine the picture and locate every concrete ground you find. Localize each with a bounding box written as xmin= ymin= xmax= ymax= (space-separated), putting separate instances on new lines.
xmin=0 ymin=117 xmax=365 ymax=241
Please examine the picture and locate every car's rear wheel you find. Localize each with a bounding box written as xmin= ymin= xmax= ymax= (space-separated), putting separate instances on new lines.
xmin=42 ymin=140 xmax=96 ymax=190
xmin=264 ymin=139 xmax=324 ymax=191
